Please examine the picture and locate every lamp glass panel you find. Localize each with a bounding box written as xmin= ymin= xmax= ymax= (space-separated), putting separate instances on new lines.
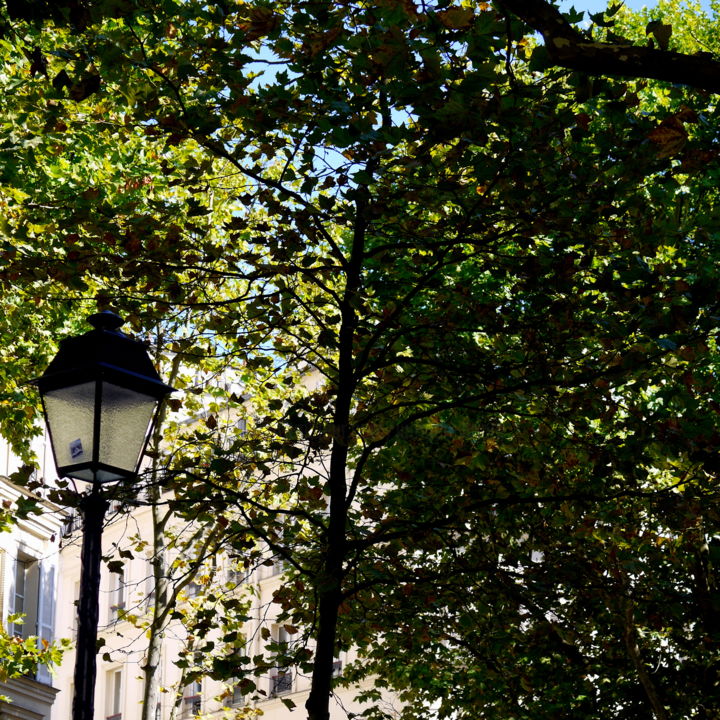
xmin=97 ymin=382 xmax=158 ymax=475
xmin=42 ymin=381 xmax=97 ymax=471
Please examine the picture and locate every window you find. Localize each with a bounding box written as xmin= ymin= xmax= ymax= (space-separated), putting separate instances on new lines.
xmin=6 ymin=554 xmax=55 ymax=683
xmin=225 ymin=644 xmax=247 ymax=708
xmin=182 ymin=678 xmax=202 ymax=719
xmin=9 ymin=555 xmax=48 ymax=643
xmin=224 ymin=678 xmax=245 ymax=708
xmin=227 ymin=561 xmax=245 ymax=586
xmin=62 ymin=511 xmax=81 ymax=538
xmin=106 ymin=669 xmax=122 ymax=720
xmin=270 ymin=626 xmax=293 ymax=696
xmin=230 ymin=682 xmax=245 ymax=706
xmin=281 ymin=625 xmax=293 ymax=644
xmin=109 ymin=570 xmax=126 ymax=622
xmin=10 ymin=558 xmax=27 ymax=637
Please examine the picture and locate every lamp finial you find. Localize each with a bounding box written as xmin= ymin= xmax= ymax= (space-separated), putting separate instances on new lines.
xmin=87 ymin=311 xmax=124 ymax=332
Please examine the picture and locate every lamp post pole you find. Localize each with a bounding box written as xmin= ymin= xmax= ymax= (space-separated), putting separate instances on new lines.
xmin=72 ymin=484 xmax=109 ymax=720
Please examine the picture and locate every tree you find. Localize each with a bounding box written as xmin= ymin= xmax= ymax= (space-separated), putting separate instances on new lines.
xmin=2 ymin=1 xmax=720 ymax=719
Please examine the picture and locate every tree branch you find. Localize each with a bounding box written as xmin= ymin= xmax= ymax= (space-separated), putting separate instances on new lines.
xmin=501 ymin=0 xmax=720 ymax=93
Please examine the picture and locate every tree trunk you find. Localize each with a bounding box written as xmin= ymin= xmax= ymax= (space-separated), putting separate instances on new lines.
xmin=305 ymin=192 xmax=368 ymax=720
xmin=141 ymin=354 xmax=178 ymax=720
xmin=140 ymin=492 xmax=169 ymax=720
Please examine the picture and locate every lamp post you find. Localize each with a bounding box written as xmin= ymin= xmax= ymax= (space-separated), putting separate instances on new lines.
xmin=33 ymin=311 xmax=173 ymax=720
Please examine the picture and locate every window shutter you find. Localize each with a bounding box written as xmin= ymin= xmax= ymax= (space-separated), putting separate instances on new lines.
xmin=6 ymin=551 xmax=15 ymax=626
xmin=36 ymin=558 xmax=56 ymax=684
xmin=0 ymin=550 xmax=5 ymax=621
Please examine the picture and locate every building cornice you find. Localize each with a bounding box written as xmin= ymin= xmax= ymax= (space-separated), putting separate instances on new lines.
xmin=0 ymin=476 xmax=65 ymax=540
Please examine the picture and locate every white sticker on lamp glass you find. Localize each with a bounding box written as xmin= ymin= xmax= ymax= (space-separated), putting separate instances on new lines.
xmin=69 ymin=439 xmax=84 ymax=460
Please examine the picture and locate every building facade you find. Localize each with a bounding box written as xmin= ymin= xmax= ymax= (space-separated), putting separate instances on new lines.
xmin=0 ymin=476 xmax=64 ymax=720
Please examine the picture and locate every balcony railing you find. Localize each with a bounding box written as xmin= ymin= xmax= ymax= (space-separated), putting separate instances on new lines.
xmin=62 ymin=511 xmax=81 ymax=537
xmin=271 ymin=669 xmax=292 ymax=696
xmin=182 ymin=695 xmax=201 ymax=718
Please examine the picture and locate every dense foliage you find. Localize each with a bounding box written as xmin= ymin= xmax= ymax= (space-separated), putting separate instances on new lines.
xmin=2 ymin=1 xmax=720 ymax=718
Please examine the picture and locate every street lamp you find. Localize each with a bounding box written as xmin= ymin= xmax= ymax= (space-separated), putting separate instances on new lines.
xmin=33 ymin=311 xmax=173 ymax=720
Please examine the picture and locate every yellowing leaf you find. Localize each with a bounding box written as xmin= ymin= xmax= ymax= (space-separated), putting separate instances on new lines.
xmin=1 ymin=186 xmax=30 ymax=203
xmin=239 ymin=8 xmax=280 ymax=40
xmin=647 ymin=116 xmax=688 ymax=158
xmin=437 ymin=7 xmax=474 ymax=29
xmin=303 ymin=27 xmax=343 ymax=57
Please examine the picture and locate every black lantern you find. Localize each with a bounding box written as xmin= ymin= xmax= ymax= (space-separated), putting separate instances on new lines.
xmin=33 ymin=311 xmax=173 ymax=483
xmin=32 ymin=311 xmax=173 ymax=720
